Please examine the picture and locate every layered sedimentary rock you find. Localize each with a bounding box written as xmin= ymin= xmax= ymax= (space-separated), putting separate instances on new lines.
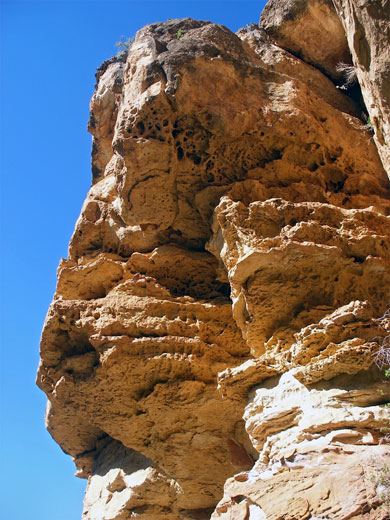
xmin=38 ymin=2 xmax=390 ymax=519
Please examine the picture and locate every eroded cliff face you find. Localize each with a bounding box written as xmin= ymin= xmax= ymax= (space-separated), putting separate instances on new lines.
xmin=37 ymin=2 xmax=390 ymax=519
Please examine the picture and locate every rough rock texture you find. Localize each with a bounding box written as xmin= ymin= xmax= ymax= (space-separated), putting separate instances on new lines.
xmin=332 ymin=0 xmax=390 ymax=178
xmin=259 ymin=0 xmax=352 ymax=80
xmin=259 ymin=0 xmax=390 ymax=177
xmin=38 ymin=4 xmax=390 ymax=520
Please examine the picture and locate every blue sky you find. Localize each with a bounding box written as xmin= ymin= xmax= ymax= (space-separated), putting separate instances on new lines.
xmin=0 ymin=1 xmax=266 ymax=518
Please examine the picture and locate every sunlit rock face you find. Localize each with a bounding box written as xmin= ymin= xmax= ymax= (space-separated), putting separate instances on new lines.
xmin=38 ymin=3 xmax=390 ymax=519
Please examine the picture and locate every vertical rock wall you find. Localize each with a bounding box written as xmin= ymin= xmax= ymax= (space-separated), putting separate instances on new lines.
xmin=332 ymin=0 xmax=390 ymax=176
xmin=38 ymin=2 xmax=390 ymax=519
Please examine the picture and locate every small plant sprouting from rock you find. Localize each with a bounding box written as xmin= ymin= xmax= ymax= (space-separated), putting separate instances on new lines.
xmin=373 ymin=463 xmax=390 ymax=514
xmin=336 ymin=62 xmax=357 ymax=88
xmin=370 ymin=324 xmax=390 ymax=514
xmin=176 ymin=29 xmax=185 ymax=39
xmin=115 ymin=35 xmax=135 ymax=52
xmin=364 ymin=116 xmax=375 ymax=134
xmin=375 ymin=340 xmax=390 ymax=372
xmin=374 ymin=341 xmax=390 ymax=444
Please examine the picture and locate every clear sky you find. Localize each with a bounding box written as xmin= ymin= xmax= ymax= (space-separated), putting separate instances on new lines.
xmin=0 ymin=1 xmax=267 ymax=518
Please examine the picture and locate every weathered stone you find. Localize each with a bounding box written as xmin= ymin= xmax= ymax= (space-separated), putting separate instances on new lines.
xmin=212 ymin=444 xmax=390 ymax=520
xmin=213 ymin=367 xmax=390 ymax=520
xmin=259 ymin=0 xmax=352 ymax=80
xmin=82 ymin=439 xmax=180 ymax=520
xmin=38 ymin=8 xmax=390 ymax=520
xmin=332 ymin=0 xmax=390 ymax=177
xmin=238 ymin=24 xmax=359 ymax=116
xmin=208 ymin=195 xmax=390 ymax=356
xmin=89 ymin=55 xmax=126 ymax=183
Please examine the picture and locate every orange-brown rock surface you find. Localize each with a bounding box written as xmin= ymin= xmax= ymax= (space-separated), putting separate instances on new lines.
xmin=332 ymin=0 xmax=390 ymax=176
xmin=38 ymin=3 xmax=390 ymax=519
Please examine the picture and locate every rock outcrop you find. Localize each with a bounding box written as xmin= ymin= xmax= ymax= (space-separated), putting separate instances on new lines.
xmin=332 ymin=0 xmax=390 ymax=177
xmin=38 ymin=2 xmax=390 ymax=519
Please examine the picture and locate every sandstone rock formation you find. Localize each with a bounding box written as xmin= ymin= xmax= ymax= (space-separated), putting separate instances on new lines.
xmin=38 ymin=2 xmax=390 ymax=519
xmin=332 ymin=0 xmax=390 ymax=177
